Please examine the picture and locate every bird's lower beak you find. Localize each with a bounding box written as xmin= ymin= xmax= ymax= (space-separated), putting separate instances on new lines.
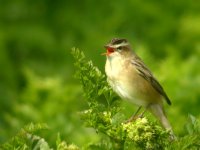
xmin=101 ymin=45 xmax=109 ymax=55
xmin=101 ymin=52 xmax=107 ymax=56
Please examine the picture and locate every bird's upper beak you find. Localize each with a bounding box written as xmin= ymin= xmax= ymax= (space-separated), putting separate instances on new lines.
xmin=102 ymin=45 xmax=115 ymax=56
xmin=104 ymin=45 xmax=110 ymax=49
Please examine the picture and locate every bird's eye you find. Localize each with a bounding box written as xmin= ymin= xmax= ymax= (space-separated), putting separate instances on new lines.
xmin=117 ymin=46 xmax=122 ymax=51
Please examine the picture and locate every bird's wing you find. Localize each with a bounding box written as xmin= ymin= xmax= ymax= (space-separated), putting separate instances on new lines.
xmin=131 ymin=56 xmax=171 ymax=105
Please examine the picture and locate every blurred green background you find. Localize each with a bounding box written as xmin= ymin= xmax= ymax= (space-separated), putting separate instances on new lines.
xmin=0 ymin=0 xmax=200 ymax=147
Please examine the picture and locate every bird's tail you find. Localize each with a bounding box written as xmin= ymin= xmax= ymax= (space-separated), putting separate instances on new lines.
xmin=148 ymin=103 xmax=175 ymax=140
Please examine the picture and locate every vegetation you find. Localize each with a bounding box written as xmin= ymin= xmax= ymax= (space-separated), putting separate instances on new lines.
xmin=1 ymin=49 xmax=200 ymax=149
xmin=0 ymin=0 xmax=200 ymax=149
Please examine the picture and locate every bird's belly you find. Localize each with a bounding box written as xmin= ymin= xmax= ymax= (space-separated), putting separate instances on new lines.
xmin=108 ymin=79 xmax=148 ymax=106
xmin=106 ymin=57 xmax=149 ymax=106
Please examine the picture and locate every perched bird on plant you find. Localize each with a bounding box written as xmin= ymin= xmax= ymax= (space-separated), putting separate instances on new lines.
xmin=103 ymin=38 xmax=174 ymax=135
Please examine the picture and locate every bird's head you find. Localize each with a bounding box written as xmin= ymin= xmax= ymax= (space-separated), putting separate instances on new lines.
xmin=103 ymin=38 xmax=131 ymax=57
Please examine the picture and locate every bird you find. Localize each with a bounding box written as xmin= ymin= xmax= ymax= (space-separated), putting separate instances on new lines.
xmin=103 ymin=38 xmax=174 ymax=136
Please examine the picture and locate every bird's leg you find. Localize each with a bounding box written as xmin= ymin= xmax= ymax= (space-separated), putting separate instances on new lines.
xmin=125 ymin=106 xmax=142 ymax=123
xmin=137 ymin=107 xmax=148 ymax=118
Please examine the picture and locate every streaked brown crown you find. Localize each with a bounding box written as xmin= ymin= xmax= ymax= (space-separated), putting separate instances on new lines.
xmin=110 ymin=38 xmax=128 ymax=45
xmin=105 ymin=38 xmax=129 ymax=49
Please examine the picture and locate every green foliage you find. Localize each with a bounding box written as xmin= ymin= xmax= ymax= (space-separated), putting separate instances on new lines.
xmin=72 ymin=49 xmax=172 ymax=149
xmin=1 ymin=123 xmax=80 ymax=150
xmin=168 ymin=115 xmax=200 ymax=149
xmin=0 ymin=0 xmax=200 ymax=149
xmin=185 ymin=114 xmax=200 ymax=135
xmin=56 ymin=134 xmax=79 ymax=150
xmin=1 ymin=49 xmax=200 ymax=149
xmin=72 ymin=49 xmax=200 ymax=149
xmin=1 ymin=123 xmax=51 ymax=150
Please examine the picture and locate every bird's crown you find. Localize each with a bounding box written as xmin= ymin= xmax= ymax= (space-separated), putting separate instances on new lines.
xmin=107 ymin=38 xmax=129 ymax=48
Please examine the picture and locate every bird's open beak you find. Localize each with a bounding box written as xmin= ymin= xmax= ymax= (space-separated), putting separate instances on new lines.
xmin=101 ymin=45 xmax=114 ymax=56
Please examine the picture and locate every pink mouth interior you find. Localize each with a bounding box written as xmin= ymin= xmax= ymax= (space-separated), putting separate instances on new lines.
xmin=106 ymin=47 xmax=114 ymax=55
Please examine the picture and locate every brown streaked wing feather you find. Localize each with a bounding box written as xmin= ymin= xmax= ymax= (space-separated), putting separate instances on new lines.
xmin=131 ymin=56 xmax=171 ymax=105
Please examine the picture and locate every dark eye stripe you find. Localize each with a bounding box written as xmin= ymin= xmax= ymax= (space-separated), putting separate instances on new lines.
xmin=117 ymin=46 xmax=122 ymax=50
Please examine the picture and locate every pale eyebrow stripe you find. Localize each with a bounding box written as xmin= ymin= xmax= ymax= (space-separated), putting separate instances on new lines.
xmin=112 ymin=42 xmax=129 ymax=48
